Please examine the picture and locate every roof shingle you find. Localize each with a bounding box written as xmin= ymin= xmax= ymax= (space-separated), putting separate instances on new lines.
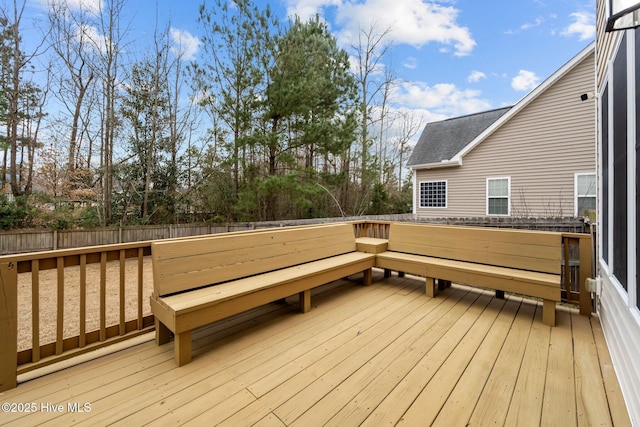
xmin=407 ymin=107 xmax=512 ymax=167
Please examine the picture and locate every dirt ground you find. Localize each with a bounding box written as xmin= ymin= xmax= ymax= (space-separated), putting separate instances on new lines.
xmin=17 ymin=257 xmax=154 ymax=352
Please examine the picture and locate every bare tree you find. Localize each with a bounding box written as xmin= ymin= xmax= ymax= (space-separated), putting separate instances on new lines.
xmin=48 ymin=1 xmax=96 ymax=180
xmin=349 ymin=23 xmax=392 ymax=212
xmin=376 ymin=64 xmax=397 ymax=184
xmin=393 ymin=109 xmax=423 ymax=191
xmin=90 ymin=0 xmax=129 ymax=224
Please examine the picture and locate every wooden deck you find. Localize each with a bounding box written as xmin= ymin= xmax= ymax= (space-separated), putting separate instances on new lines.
xmin=0 ymin=270 xmax=631 ymax=426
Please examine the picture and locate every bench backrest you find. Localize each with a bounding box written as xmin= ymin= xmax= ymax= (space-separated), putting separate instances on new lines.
xmin=152 ymin=223 xmax=357 ymax=296
xmin=388 ymin=223 xmax=561 ymax=275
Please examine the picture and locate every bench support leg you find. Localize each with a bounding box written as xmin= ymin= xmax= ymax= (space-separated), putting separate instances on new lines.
xmin=384 ymin=268 xmax=391 ymax=278
xmin=155 ymin=319 xmax=171 ymax=346
xmin=425 ymin=277 xmax=436 ymax=298
xmin=174 ymin=331 xmax=192 ymax=366
xmin=542 ymin=300 xmax=556 ymax=326
xmin=299 ymin=290 xmax=311 ymax=313
xmin=398 ymin=271 xmax=405 ymax=278
xmin=495 ymin=290 xmax=505 ymax=299
xmin=363 ymin=268 xmax=372 ymax=286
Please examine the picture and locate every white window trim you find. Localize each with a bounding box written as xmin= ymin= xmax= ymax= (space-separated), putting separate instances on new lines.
xmin=627 ymin=32 xmax=637 ymax=308
xmin=574 ymin=172 xmax=597 ymax=217
xmin=412 ymin=170 xmax=417 ymax=216
xmin=419 ymin=180 xmax=448 ymax=209
xmin=486 ymin=177 xmax=511 ymax=216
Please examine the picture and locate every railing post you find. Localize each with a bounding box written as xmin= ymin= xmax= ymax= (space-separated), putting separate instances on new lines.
xmin=0 ymin=260 xmax=18 ymax=391
xmin=579 ymin=235 xmax=593 ymax=315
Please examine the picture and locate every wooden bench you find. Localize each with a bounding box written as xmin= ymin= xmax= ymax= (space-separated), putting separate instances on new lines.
xmin=149 ymin=223 xmax=375 ymax=366
xmin=375 ymin=223 xmax=562 ymax=326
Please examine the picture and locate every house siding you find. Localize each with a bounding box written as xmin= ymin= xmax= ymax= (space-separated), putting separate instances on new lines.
xmin=414 ymin=50 xmax=595 ymax=219
xmin=596 ymin=0 xmax=616 ymax=88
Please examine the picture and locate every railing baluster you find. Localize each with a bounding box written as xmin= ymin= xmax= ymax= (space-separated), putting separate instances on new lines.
xmin=100 ymin=251 xmax=106 ymax=342
xmin=137 ymin=247 xmax=144 ymax=330
xmin=119 ymin=249 xmax=126 ymax=336
xmin=79 ymin=254 xmax=86 ymax=348
xmin=56 ymin=257 xmax=64 ymax=355
xmin=31 ymin=260 xmax=40 ymax=362
xmin=563 ymin=236 xmax=571 ymax=297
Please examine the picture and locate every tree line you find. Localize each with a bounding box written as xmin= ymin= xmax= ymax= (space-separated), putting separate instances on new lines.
xmin=0 ymin=0 xmax=423 ymax=229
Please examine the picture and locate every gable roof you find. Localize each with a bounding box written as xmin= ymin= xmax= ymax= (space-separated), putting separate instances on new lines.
xmin=406 ymin=107 xmax=511 ymax=168
xmin=408 ymin=41 xmax=595 ymax=170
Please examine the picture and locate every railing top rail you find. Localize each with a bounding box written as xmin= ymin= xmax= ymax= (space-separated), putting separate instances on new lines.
xmin=0 ymin=240 xmax=155 ymax=264
xmin=561 ymin=232 xmax=593 ymax=239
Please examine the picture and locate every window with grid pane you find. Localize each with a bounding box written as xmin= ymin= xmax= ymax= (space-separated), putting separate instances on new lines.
xmin=575 ymin=173 xmax=596 ymax=216
xmin=487 ymin=178 xmax=510 ymax=215
xmin=419 ymin=181 xmax=447 ymax=208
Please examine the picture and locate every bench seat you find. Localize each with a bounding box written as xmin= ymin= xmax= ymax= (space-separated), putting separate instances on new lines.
xmin=376 ymin=251 xmax=560 ymax=301
xmin=375 ymin=223 xmax=562 ymax=326
xmin=151 ymin=251 xmax=375 ymax=331
xmin=150 ymin=223 xmax=374 ymax=366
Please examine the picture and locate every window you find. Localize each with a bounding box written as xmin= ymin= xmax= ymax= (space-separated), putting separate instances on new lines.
xmin=601 ymin=83 xmax=609 ymax=265
xmin=487 ymin=177 xmax=510 ymax=216
xmin=575 ymin=173 xmax=596 ymax=216
xmin=613 ymin=33 xmax=628 ymax=289
xmin=419 ymin=181 xmax=447 ymax=208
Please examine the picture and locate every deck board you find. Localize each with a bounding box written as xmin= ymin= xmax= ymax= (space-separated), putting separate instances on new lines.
xmin=541 ymin=309 xmax=577 ymax=426
xmin=470 ymin=300 xmax=535 ymax=425
xmin=0 ymin=270 xmax=631 ymax=426
xmin=431 ymin=297 xmax=521 ymax=427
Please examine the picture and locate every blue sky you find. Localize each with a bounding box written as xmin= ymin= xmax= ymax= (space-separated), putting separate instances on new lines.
xmin=26 ymin=0 xmax=596 ymax=125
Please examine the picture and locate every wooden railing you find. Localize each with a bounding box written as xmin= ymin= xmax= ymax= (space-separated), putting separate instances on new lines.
xmin=0 ymin=241 xmax=155 ymax=392
xmin=0 ymin=220 xmax=593 ymax=392
xmin=352 ymin=220 xmax=392 ymax=239
xmin=562 ymin=233 xmax=594 ymax=316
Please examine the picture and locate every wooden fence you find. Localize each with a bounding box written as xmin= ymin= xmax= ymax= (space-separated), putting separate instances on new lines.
xmin=0 ymin=219 xmax=593 ymax=392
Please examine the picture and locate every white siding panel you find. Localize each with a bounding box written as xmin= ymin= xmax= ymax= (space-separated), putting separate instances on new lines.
xmin=415 ymin=51 xmax=595 ymax=218
xmin=599 ymin=272 xmax=640 ymax=423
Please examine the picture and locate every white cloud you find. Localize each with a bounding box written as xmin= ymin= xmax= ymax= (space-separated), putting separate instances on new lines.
xmin=285 ymin=0 xmax=342 ymax=21
xmin=511 ymin=70 xmax=540 ymax=91
xmin=287 ymin=0 xmax=476 ymax=56
xmin=403 ymin=56 xmax=417 ymax=70
xmin=39 ymin=0 xmax=103 ymax=14
xmin=561 ymin=12 xmax=595 ymax=41
xmin=521 ymin=17 xmax=544 ymax=30
xmin=467 ymin=70 xmax=486 ymax=83
xmin=393 ymin=81 xmax=491 ymax=117
xmin=75 ymin=23 xmax=110 ymax=54
xmin=170 ymin=28 xmax=201 ymax=61
xmin=67 ymin=0 xmax=102 ymax=13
